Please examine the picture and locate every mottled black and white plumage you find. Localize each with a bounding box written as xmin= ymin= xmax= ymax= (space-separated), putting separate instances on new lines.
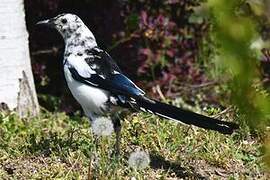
xmin=37 ymin=14 xmax=238 ymax=153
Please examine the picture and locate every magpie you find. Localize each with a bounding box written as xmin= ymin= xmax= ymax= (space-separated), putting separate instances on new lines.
xmin=37 ymin=13 xmax=238 ymax=153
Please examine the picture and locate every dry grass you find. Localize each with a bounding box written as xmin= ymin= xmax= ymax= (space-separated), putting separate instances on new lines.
xmin=0 ymin=108 xmax=268 ymax=179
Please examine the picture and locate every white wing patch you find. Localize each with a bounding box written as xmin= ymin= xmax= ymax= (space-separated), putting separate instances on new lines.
xmin=66 ymin=54 xmax=96 ymax=78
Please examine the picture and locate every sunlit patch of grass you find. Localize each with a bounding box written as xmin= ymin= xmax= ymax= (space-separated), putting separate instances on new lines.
xmin=0 ymin=109 xmax=268 ymax=179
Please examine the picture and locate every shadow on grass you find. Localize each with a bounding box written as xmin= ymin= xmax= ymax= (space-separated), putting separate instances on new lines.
xmin=150 ymin=153 xmax=207 ymax=179
xmin=25 ymin=128 xmax=93 ymax=158
xmin=26 ymin=132 xmax=75 ymax=156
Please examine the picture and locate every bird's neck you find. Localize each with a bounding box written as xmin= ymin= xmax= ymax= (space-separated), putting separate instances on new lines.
xmin=64 ymin=26 xmax=97 ymax=56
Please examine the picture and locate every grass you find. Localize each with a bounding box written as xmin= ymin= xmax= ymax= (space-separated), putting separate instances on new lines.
xmin=0 ymin=107 xmax=268 ymax=179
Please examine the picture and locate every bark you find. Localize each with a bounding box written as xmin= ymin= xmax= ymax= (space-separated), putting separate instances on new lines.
xmin=0 ymin=0 xmax=39 ymax=117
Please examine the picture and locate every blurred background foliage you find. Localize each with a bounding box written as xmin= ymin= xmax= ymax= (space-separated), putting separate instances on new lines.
xmin=25 ymin=0 xmax=270 ymax=136
xmin=206 ymin=0 xmax=270 ymax=131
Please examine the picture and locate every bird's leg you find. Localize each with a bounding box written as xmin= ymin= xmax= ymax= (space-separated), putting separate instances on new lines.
xmin=112 ymin=115 xmax=121 ymax=156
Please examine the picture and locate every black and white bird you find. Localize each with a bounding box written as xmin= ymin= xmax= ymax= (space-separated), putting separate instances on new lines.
xmin=37 ymin=13 xmax=238 ymax=153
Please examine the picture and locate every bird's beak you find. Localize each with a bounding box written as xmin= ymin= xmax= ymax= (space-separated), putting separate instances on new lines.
xmin=36 ymin=19 xmax=55 ymax=28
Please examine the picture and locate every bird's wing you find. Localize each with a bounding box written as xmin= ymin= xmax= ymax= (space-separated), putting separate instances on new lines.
xmin=66 ymin=47 xmax=145 ymax=98
xmin=83 ymin=47 xmax=123 ymax=77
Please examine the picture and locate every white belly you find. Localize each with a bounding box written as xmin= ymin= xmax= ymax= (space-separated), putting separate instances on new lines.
xmin=63 ymin=66 xmax=109 ymax=118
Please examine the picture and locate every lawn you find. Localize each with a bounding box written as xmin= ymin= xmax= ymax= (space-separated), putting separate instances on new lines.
xmin=0 ymin=105 xmax=268 ymax=179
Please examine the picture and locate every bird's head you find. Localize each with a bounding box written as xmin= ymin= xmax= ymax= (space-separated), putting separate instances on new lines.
xmin=36 ymin=13 xmax=94 ymax=41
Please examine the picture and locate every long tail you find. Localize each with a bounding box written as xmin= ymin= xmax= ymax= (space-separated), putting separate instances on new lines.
xmin=134 ymin=97 xmax=239 ymax=134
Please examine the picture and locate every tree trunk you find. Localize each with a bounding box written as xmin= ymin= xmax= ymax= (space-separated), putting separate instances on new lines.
xmin=0 ymin=0 xmax=39 ymax=117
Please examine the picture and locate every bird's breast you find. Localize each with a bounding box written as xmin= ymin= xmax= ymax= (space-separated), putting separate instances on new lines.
xmin=63 ymin=66 xmax=109 ymax=117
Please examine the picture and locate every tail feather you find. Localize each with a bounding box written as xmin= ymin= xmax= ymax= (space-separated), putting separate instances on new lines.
xmin=135 ymin=97 xmax=239 ymax=134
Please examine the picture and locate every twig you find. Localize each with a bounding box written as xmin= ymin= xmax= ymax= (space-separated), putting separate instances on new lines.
xmin=87 ymin=156 xmax=94 ymax=180
xmin=65 ymin=153 xmax=81 ymax=178
xmin=186 ymin=81 xmax=218 ymax=89
xmin=107 ymin=31 xmax=139 ymax=51
xmin=31 ymin=46 xmax=61 ymax=56
xmin=212 ymin=106 xmax=234 ymax=119
xmin=154 ymin=85 xmax=166 ymax=102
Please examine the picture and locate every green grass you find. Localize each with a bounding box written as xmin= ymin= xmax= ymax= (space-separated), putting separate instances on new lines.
xmin=0 ymin=108 xmax=268 ymax=179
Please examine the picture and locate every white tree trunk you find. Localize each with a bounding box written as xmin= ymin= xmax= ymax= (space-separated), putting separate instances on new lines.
xmin=0 ymin=0 xmax=39 ymax=117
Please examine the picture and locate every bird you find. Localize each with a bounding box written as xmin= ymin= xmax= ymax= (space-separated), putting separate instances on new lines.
xmin=36 ymin=13 xmax=239 ymax=154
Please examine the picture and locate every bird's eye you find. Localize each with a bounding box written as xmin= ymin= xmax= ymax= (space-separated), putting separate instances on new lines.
xmin=61 ymin=18 xmax=67 ymax=24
